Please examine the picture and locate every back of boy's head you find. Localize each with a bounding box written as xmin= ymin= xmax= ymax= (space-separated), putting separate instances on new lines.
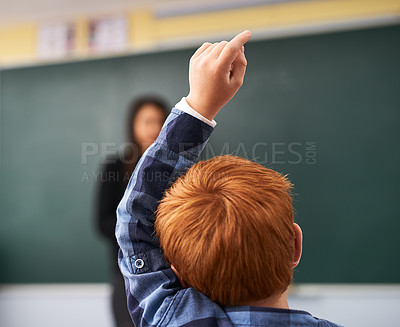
xmin=155 ymin=155 xmax=295 ymax=306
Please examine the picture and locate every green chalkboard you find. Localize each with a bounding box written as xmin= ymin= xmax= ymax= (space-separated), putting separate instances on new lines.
xmin=1 ymin=25 xmax=399 ymax=283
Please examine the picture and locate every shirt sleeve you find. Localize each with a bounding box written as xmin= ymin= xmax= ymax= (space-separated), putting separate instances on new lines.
xmin=174 ymin=97 xmax=217 ymax=128
xmin=115 ymin=106 xmax=214 ymax=326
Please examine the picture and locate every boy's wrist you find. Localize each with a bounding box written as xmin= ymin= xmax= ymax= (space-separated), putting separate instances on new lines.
xmin=175 ymin=97 xmax=217 ymax=128
xmin=185 ymin=93 xmax=219 ymax=121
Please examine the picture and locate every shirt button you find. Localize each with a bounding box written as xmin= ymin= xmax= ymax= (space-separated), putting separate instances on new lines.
xmin=134 ymin=259 xmax=144 ymax=269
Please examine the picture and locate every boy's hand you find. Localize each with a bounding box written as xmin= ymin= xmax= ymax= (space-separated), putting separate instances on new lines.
xmin=185 ymin=30 xmax=251 ymax=121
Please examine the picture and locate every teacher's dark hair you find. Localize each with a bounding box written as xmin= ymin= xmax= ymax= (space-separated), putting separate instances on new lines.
xmin=126 ymin=94 xmax=169 ymax=144
xmin=123 ymin=94 xmax=169 ymax=172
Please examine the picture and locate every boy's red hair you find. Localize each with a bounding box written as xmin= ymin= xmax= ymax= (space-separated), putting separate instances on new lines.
xmin=155 ymin=155 xmax=295 ymax=305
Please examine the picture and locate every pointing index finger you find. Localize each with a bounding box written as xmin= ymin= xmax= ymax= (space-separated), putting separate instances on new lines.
xmin=218 ymin=30 xmax=251 ymax=67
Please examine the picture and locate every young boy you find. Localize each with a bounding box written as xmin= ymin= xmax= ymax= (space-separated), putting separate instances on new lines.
xmin=116 ymin=30 xmax=342 ymax=327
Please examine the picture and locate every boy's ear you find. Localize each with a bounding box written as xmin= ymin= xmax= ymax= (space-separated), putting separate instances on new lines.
xmin=292 ymin=223 xmax=303 ymax=268
xmin=171 ymin=265 xmax=190 ymax=288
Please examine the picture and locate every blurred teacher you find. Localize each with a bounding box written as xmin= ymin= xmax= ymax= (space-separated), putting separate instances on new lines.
xmin=96 ymin=95 xmax=169 ymax=327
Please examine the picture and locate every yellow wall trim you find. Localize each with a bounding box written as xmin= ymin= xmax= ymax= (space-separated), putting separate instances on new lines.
xmin=0 ymin=23 xmax=36 ymax=65
xmin=154 ymin=0 xmax=400 ymax=39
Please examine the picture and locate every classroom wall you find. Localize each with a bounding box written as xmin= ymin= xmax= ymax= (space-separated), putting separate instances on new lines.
xmin=1 ymin=0 xmax=400 ymax=67
xmin=1 ymin=24 xmax=399 ymax=285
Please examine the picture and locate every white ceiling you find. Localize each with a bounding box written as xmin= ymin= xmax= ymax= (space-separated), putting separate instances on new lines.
xmin=0 ymin=0 xmax=273 ymax=25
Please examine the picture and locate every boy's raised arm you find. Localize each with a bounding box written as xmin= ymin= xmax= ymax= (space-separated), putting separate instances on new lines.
xmin=115 ymin=30 xmax=251 ymax=327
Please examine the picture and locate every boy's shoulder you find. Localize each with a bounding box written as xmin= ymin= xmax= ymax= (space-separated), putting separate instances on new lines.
xmin=311 ymin=313 xmax=343 ymax=327
xmin=165 ymin=287 xmax=343 ymax=327
xmin=315 ymin=317 xmax=344 ymax=327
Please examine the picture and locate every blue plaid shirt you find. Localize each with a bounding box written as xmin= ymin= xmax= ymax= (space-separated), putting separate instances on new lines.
xmin=116 ymin=107 xmax=343 ymax=327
